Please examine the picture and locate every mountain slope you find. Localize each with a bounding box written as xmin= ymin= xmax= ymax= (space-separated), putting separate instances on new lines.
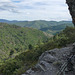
xmin=40 ymin=23 xmax=74 ymax=35
xmin=0 ymin=26 xmax=75 ymax=75
xmin=0 ymin=22 xmax=49 ymax=61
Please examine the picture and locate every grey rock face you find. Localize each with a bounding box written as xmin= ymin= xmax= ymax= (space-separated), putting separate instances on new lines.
xmin=22 ymin=45 xmax=75 ymax=75
xmin=66 ymin=0 xmax=75 ymax=26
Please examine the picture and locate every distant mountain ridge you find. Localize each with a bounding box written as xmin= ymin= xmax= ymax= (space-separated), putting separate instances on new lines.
xmin=0 ymin=19 xmax=18 ymax=22
xmin=0 ymin=19 xmax=72 ymax=28
xmin=0 ymin=19 xmax=73 ymax=35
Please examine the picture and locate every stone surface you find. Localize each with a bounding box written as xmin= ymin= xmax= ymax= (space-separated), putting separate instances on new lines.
xmin=22 ymin=44 xmax=75 ymax=75
xmin=66 ymin=0 xmax=75 ymax=26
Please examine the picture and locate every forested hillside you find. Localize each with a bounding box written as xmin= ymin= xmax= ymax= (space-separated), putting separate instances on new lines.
xmin=0 ymin=22 xmax=49 ymax=63
xmin=40 ymin=23 xmax=74 ymax=35
xmin=0 ymin=26 xmax=75 ymax=75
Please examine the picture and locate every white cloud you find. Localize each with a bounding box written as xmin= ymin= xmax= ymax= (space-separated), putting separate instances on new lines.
xmin=0 ymin=0 xmax=72 ymax=21
xmin=0 ymin=0 xmax=20 ymax=13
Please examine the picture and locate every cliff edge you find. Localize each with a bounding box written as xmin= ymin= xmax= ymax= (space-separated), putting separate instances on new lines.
xmin=22 ymin=0 xmax=75 ymax=75
xmin=22 ymin=44 xmax=75 ymax=75
xmin=66 ymin=0 xmax=75 ymax=26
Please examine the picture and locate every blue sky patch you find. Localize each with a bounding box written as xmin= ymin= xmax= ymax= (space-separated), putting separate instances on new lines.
xmin=35 ymin=2 xmax=47 ymax=6
xmin=12 ymin=1 xmax=21 ymax=3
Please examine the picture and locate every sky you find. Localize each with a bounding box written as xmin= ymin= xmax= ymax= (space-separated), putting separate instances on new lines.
xmin=0 ymin=0 xmax=72 ymax=21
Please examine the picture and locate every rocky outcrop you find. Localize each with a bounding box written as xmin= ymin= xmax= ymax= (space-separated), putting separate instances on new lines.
xmin=22 ymin=1 xmax=75 ymax=75
xmin=66 ymin=0 xmax=75 ymax=26
xmin=22 ymin=44 xmax=75 ymax=75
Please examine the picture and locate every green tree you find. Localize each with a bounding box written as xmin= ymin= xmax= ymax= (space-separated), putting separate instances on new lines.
xmin=28 ymin=44 xmax=33 ymax=50
xmin=9 ymin=50 xmax=14 ymax=56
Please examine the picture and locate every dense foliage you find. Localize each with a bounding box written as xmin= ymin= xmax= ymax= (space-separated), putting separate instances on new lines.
xmin=0 ymin=23 xmax=49 ymax=62
xmin=40 ymin=23 xmax=74 ymax=35
xmin=0 ymin=26 xmax=75 ymax=75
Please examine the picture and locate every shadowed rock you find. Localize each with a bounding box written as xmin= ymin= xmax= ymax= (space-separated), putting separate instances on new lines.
xmin=66 ymin=0 xmax=75 ymax=26
xmin=22 ymin=45 xmax=75 ymax=75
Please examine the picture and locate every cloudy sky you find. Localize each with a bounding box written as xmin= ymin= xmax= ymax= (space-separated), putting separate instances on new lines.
xmin=0 ymin=0 xmax=72 ymax=21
